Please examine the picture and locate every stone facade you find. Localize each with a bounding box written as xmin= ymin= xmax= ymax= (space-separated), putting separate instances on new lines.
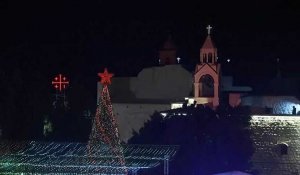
xmin=194 ymin=34 xmax=220 ymax=107
xmin=113 ymin=103 xmax=170 ymax=142
xmin=250 ymin=115 xmax=300 ymax=175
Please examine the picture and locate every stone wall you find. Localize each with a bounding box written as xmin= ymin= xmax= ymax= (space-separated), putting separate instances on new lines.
xmin=113 ymin=103 xmax=170 ymax=142
xmin=242 ymin=96 xmax=300 ymax=114
xmin=250 ymin=115 xmax=300 ymax=175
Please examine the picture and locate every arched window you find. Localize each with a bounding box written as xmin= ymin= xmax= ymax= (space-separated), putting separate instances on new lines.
xmin=199 ymin=74 xmax=214 ymax=97
xmin=278 ymin=143 xmax=288 ymax=155
xmin=208 ymin=53 xmax=213 ymax=63
xmin=203 ymin=54 xmax=207 ymax=63
xmin=213 ymin=53 xmax=216 ymax=62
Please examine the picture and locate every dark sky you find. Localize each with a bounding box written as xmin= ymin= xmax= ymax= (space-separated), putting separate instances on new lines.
xmin=0 ymin=0 xmax=300 ymax=78
xmin=1 ymin=0 xmax=300 ymax=137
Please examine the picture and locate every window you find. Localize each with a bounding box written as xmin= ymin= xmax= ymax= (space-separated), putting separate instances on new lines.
xmin=208 ymin=53 xmax=213 ymax=63
xmin=278 ymin=143 xmax=288 ymax=155
xmin=203 ymin=54 xmax=207 ymax=63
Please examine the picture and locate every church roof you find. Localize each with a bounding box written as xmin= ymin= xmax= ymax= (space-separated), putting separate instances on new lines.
xmin=201 ymin=35 xmax=216 ymax=49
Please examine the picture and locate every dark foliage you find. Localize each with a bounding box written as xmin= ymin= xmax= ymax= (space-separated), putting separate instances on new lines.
xmin=129 ymin=104 xmax=254 ymax=175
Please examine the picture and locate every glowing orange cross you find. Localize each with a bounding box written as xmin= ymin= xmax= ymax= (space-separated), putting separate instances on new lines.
xmin=98 ymin=68 xmax=113 ymax=85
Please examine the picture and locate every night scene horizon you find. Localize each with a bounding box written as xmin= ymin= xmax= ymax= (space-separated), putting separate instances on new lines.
xmin=1 ymin=0 xmax=300 ymax=175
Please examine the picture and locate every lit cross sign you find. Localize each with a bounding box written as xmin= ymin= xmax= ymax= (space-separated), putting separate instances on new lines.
xmin=177 ymin=57 xmax=181 ymax=63
xmin=52 ymin=74 xmax=69 ymax=92
xmin=206 ymin=25 xmax=212 ymax=35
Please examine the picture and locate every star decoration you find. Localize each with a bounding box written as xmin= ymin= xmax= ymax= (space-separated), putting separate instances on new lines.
xmin=98 ymin=68 xmax=114 ymax=85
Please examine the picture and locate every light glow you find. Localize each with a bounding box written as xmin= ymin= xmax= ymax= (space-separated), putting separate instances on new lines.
xmin=171 ymin=103 xmax=183 ymax=109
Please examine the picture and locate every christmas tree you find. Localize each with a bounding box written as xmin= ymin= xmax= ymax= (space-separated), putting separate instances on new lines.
xmin=88 ymin=68 xmax=126 ymax=173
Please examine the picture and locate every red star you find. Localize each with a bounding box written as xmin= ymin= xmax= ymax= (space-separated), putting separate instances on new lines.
xmin=98 ymin=68 xmax=114 ymax=85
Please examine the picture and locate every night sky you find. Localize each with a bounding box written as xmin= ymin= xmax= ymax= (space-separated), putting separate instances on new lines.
xmin=1 ymin=0 xmax=300 ymax=80
xmin=0 ymin=0 xmax=300 ymax=139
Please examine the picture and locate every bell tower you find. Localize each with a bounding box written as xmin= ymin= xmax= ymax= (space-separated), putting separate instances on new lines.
xmin=200 ymin=25 xmax=218 ymax=64
xmin=158 ymin=35 xmax=177 ymax=65
xmin=194 ymin=25 xmax=220 ymax=107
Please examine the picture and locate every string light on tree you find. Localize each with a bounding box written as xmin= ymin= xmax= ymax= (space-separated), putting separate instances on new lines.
xmin=89 ymin=68 xmax=127 ymax=174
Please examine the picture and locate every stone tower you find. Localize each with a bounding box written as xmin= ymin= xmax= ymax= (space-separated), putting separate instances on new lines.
xmin=158 ymin=35 xmax=177 ymax=65
xmin=194 ymin=25 xmax=220 ymax=107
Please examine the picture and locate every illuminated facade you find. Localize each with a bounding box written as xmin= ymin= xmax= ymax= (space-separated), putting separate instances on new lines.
xmin=194 ymin=26 xmax=220 ymax=107
xmin=250 ymin=115 xmax=300 ymax=174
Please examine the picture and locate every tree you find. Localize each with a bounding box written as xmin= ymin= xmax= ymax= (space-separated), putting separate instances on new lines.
xmin=88 ymin=85 xmax=122 ymax=146
xmin=129 ymin=105 xmax=254 ymax=175
xmin=88 ymin=69 xmax=126 ymax=174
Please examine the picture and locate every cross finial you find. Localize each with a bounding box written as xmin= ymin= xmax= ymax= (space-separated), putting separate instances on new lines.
xmin=206 ymin=25 xmax=212 ymax=35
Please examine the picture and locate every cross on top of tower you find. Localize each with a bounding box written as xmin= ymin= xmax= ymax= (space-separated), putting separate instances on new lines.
xmin=206 ymin=25 xmax=212 ymax=35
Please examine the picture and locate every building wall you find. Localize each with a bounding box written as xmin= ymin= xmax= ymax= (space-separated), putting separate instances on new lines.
xmin=133 ymin=65 xmax=193 ymax=100
xmin=113 ymin=103 xmax=170 ymax=142
xmin=250 ymin=115 xmax=300 ymax=175
xmin=194 ymin=64 xmax=220 ymax=106
xmin=229 ymin=93 xmax=241 ymax=107
xmin=242 ymin=96 xmax=300 ymax=114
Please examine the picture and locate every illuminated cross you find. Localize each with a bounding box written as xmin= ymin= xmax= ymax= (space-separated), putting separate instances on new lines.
xmin=206 ymin=25 xmax=212 ymax=35
xmin=177 ymin=57 xmax=181 ymax=63
xmin=98 ymin=68 xmax=114 ymax=85
xmin=52 ymin=74 xmax=69 ymax=92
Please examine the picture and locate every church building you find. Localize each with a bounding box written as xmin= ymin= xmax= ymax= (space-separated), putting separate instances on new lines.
xmin=96 ymin=26 xmax=300 ymax=174
xmin=98 ymin=25 xmax=253 ymax=142
xmin=194 ymin=25 xmax=220 ymax=107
